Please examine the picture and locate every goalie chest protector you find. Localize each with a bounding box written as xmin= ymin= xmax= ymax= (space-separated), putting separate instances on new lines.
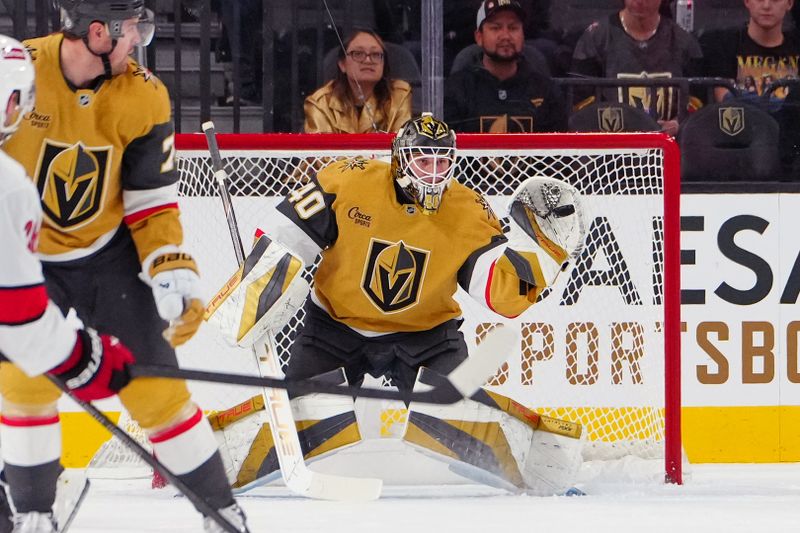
xmin=277 ymin=157 xmax=506 ymax=333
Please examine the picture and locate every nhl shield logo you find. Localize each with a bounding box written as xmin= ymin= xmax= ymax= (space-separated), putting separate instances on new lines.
xmin=598 ymin=106 xmax=624 ymax=132
xmin=36 ymin=140 xmax=111 ymax=229
xmin=362 ymin=238 xmax=429 ymax=313
xmin=719 ymin=107 xmax=745 ymax=136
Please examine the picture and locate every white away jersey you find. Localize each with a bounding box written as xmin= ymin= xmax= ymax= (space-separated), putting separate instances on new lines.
xmin=0 ymin=150 xmax=77 ymax=376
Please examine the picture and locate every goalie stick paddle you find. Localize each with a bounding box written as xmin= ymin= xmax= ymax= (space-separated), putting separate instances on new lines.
xmin=131 ymin=325 xmax=515 ymax=404
xmin=46 ymin=377 xmax=242 ymax=533
xmin=202 ymin=121 xmax=382 ymax=502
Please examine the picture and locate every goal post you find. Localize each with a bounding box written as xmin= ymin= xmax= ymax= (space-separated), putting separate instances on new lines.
xmin=94 ymin=132 xmax=682 ymax=485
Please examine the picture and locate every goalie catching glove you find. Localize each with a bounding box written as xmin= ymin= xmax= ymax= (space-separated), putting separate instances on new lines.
xmin=141 ymin=249 xmax=205 ymax=347
xmin=205 ymin=234 xmax=309 ymax=347
xmin=49 ymin=328 xmax=134 ymax=402
xmin=503 ymin=176 xmax=586 ymax=290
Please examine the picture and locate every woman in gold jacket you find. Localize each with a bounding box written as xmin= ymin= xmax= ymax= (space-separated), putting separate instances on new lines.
xmin=304 ymin=29 xmax=412 ymax=133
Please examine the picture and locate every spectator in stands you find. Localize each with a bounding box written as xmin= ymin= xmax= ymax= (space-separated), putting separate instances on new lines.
xmin=701 ymin=0 xmax=800 ymax=177
xmin=444 ymin=0 xmax=567 ymax=133
xmin=570 ymin=0 xmax=703 ymax=136
xmin=304 ymin=28 xmax=412 ymax=133
xmin=701 ymin=0 xmax=799 ymax=103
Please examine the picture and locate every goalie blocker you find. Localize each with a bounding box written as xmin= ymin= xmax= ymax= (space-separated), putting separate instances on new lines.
xmin=205 ymin=234 xmax=309 ymax=347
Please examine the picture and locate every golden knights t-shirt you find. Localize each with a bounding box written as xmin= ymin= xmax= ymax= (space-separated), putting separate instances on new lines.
xmin=571 ymin=13 xmax=703 ymax=121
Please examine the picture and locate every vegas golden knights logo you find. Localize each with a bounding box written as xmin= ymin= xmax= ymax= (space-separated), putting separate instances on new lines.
xmin=415 ymin=115 xmax=450 ymax=140
xmin=598 ymin=106 xmax=624 ymax=132
xmin=362 ymin=238 xmax=429 ymax=313
xmin=36 ymin=141 xmax=110 ymax=229
xmin=719 ymin=107 xmax=745 ymax=137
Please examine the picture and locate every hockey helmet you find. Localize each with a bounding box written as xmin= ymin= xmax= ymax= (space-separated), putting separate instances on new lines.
xmin=58 ymin=0 xmax=155 ymax=46
xmin=0 ymin=35 xmax=35 ymax=145
xmin=391 ymin=113 xmax=457 ymax=215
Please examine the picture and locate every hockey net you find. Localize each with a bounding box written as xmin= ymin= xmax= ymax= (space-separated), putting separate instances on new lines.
xmin=89 ymin=132 xmax=682 ymax=485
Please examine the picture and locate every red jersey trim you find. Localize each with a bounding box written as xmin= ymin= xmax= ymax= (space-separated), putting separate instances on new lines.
xmin=485 ymin=260 xmax=498 ymax=314
xmin=0 ymin=414 xmax=60 ymax=427
xmin=123 ymin=203 xmax=179 ymax=226
xmin=149 ymin=407 xmax=203 ymax=443
xmin=0 ymin=284 xmax=48 ymax=325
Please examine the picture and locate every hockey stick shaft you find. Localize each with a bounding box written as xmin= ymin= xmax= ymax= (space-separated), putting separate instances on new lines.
xmin=203 ymin=122 xmax=244 ymax=265
xmin=202 ymin=121 xmax=382 ymax=501
xmin=131 ymin=324 xmax=515 ymax=405
xmin=46 ymin=377 xmax=240 ymax=533
xmin=130 ymin=364 xmax=460 ymax=403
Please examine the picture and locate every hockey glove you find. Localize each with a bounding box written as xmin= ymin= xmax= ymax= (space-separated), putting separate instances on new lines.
xmin=505 ymin=176 xmax=586 ymax=288
xmin=206 ymin=235 xmax=309 ymax=347
xmin=145 ymin=251 xmax=204 ymax=348
xmin=50 ymin=328 xmax=134 ymax=402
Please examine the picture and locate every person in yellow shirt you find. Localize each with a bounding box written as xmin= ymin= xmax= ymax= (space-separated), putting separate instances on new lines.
xmin=304 ymin=28 xmax=412 ymax=133
xmin=0 ymin=2 xmax=247 ymax=531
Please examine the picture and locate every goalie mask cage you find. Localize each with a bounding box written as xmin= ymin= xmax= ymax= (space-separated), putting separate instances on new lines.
xmin=91 ymin=133 xmax=682 ymax=485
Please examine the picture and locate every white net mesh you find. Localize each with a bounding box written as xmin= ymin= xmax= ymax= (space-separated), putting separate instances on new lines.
xmin=89 ymin=134 xmax=679 ymax=482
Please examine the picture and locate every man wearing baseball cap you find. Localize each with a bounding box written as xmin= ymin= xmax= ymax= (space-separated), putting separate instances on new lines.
xmin=445 ymin=0 xmax=566 ymax=133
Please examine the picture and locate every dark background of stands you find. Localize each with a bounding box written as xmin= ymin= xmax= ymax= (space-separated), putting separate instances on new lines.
xmin=0 ymin=0 xmax=798 ymax=186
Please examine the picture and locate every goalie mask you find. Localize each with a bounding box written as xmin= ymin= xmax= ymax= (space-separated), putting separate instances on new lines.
xmin=0 ymin=36 xmax=35 ymax=146
xmin=58 ymin=0 xmax=155 ymax=46
xmin=392 ymin=113 xmax=457 ymax=215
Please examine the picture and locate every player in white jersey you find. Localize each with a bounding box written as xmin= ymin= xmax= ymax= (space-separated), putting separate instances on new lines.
xmin=0 ymin=35 xmax=139 ymax=532
xmin=1 ymin=1 xmax=250 ymax=531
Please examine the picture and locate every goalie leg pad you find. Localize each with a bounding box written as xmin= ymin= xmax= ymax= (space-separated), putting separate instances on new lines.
xmin=402 ymin=368 xmax=527 ymax=491
xmin=522 ymin=429 xmax=584 ymax=496
xmin=403 ymin=368 xmax=583 ymax=495
xmin=205 ymin=235 xmax=310 ymax=347
xmin=210 ymin=369 xmax=362 ymax=491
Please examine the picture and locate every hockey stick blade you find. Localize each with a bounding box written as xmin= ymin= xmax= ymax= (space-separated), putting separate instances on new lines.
xmin=55 ymin=471 xmax=90 ymax=533
xmin=132 ymin=326 xmax=512 ymax=403
xmin=252 ymin=333 xmax=382 ymax=502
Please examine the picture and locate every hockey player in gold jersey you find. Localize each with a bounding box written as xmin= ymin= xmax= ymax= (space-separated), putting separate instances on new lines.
xmin=207 ymin=114 xmax=586 ymax=496
xmin=0 ymin=2 xmax=247 ymax=531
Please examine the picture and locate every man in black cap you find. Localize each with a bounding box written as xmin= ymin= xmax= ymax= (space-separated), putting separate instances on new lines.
xmin=445 ymin=0 xmax=566 ymax=133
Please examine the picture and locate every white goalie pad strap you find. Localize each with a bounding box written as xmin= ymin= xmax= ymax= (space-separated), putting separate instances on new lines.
xmin=205 ymin=235 xmax=310 ymax=347
xmin=506 ymin=176 xmax=586 ymax=285
xmin=522 ymin=429 xmax=584 ymax=496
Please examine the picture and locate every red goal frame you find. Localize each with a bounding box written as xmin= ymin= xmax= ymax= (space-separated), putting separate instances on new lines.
xmin=175 ymin=132 xmax=682 ymax=484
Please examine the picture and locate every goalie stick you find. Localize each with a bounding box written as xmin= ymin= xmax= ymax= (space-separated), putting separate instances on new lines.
xmin=45 ymin=377 xmax=242 ymax=533
xmin=202 ymin=121 xmax=383 ymax=502
xmin=131 ymin=325 xmax=515 ymax=404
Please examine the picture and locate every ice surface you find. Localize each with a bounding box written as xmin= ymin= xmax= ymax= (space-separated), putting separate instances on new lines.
xmin=68 ymin=463 xmax=800 ymax=532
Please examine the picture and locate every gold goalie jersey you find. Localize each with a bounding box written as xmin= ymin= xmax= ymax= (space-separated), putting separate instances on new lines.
xmin=2 ymin=34 xmax=181 ymax=263
xmin=275 ymin=157 xmax=539 ymax=333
